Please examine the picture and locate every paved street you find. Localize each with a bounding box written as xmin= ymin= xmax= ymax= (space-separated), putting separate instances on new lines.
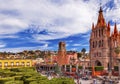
xmin=74 ymin=79 xmax=101 ymax=84
xmin=74 ymin=79 xmax=120 ymax=84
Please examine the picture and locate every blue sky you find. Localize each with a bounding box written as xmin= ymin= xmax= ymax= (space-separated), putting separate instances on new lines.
xmin=0 ymin=0 xmax=120 ymax=52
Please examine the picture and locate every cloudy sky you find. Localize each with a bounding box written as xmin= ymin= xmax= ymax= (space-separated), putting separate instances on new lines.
xmin=0 ymin=0 xmax=120 ymax=52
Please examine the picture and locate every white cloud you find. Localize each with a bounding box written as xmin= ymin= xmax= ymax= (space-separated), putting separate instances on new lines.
xmin=73 ymin=43 xmax=89 ymax=46
xmin=43 ymin=43 xmax=48 ymax=48
xmin=73 ymin=44 xmax=81 ymax=46
xmin=0 ymin=34 xmax=18 ymax=38
xmin=0 ymin=42 xmax=6 ymax=48
xmin=70 ymin=48 xmax=77 ymax=51
xmin=0 ymin=44 xmax=52 ymax=53
xmin=0 ymin=0 xmax=119 ymax=40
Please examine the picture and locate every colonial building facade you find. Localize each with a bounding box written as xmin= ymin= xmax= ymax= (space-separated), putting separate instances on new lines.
xmin=90 ymin=7 xmax=120 ymax=70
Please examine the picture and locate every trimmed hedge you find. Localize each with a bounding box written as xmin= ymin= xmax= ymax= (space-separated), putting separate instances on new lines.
xmin=0 ymin=67 xmax=75 ymax=84
xmin=95 ymin=66 xmax=104 ymax=71
xmin=50 ymin=77 xmax=74 ymax=84
xmin=114 ymin=66 xmax=118 ymax=71
xmin=0 ymin=77 xmax=14 ymax=84
xmin=5 ymin=81 xmax=23 ymax=84
xmin=14 ymin=76 xmax=23 ymax=80
xmin=78 ymin=66 xmax=82 ymax=69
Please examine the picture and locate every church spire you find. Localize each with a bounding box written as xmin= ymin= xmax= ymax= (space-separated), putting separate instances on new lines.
xmin=92 ymin=23 xmax=94 ymax=30
xmin=96 ymin=6 xmax=106 ymax=27
xmin=113 ymin=22 xmax=118 ymax=35
xmin=107 ymin=21 xmax=110 ymax=31
xmin=107 ymin=22 xmax=110 ymax=37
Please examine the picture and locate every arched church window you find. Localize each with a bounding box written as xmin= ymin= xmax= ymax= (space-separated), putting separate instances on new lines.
xmin=114 ymin=41 xmax=117 ymax=47
xmin=99 ymin=40 xmax=101 ymax=47
xmin=102 ymin=29 xmax=103 ymax=36
xmin=94 ymin=53 xmax=96 ymax=57
xmin=96 ymin=30 xmax=97 ymax=37
xmin=99 ymin=29 xmax=100 ymax=37
xmin=93 ymin=42 xmax=94 ymax=48
xmin=96 ymin=41 xmax=97 ymax=48
xmin=102 ymin=40 xmax=103 ymax=47
xmin=99 ymin=52 xmax=101 ymax=57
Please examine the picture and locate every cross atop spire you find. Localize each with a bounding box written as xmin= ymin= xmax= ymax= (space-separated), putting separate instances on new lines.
xmin=99 ymin=6 xmax=103 ymax=13
xmin=96 ymin=6 xmax=106 ymax=28
xmin=99 ymin=1 xmax=102 ymax=12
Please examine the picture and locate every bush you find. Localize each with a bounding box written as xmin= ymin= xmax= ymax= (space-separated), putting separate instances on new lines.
xmin=5 ymin=81 xmax=23 ymax=84
xmin=10 ymin=68 xmax=19 ymax=72
xmin=30 ymin=81 xmax=50 ymax=84
xmin=95 ymin=66 xmax=104 ymax=71
xmin=78 ymin=66 xmax=82 ymax=69
xmin=24 ymin=77 xmax=36 ymax=84
xmin=10 ymin=67 xmax=35 ymax=73
xmin=0 ymin=77 xmax=14 ymax=84
xmin=4 ymin=72 xmax=16 ymax=77
xmin=114 ymin=66 xmax=118 ymax=71
xmin=14 ymin=76 xmax=23 ymax=80
xmin=50 ymin=77 xmax=74 ymax=84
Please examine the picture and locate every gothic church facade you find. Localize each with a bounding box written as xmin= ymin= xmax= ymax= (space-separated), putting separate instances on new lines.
xmin=90 ymin=7 xmax=120 ymax=70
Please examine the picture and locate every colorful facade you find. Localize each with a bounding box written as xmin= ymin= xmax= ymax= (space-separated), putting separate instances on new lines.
xmin=0 ymin=59 xmax=32 ymax=69
xmin=90 ymin=7 xmax=120 ymax=70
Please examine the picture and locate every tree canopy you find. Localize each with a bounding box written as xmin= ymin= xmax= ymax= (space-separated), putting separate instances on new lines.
xmin=114 ymin=46 xmax=120 ymax=55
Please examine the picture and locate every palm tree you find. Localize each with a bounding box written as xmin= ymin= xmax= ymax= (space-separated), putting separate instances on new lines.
xmin=114 ymin=46 xmax=120 ymax=77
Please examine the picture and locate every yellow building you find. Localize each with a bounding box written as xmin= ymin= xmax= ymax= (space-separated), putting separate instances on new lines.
xmin=0 ymin=59 xmax=32 ymax=69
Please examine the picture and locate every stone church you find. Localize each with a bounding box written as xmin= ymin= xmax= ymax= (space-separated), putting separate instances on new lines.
xmin=90 ymin=7 xmax=120 ymax=70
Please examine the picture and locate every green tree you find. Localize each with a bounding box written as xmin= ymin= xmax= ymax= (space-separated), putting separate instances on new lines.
xmin=81 ymin=48 xmax=87 ymax=59
xmin=81 ymin=48 xmax=86 ymax=72
xmin=77 ymin=53 xmax=82 ymax=59
xmin=54 ymin=64 xmax=60 ymax=74
xmin=81 ymin=48 xmax=86 ymax=54
xmin=114 ymin=46 xmax=120 ymax=55
xmin=114 ymin=46 xmax=120 ymax=77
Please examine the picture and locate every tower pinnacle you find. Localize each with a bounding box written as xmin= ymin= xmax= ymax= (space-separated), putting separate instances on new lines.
xmin=96 ymin=6 xmax=106 ymax=27
xmin=114 ymin=22 xmax=118 ymax=35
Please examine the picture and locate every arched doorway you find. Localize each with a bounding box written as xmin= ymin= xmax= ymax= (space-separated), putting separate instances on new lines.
xmin=95 ymin=60 xmax=102 ymax=66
